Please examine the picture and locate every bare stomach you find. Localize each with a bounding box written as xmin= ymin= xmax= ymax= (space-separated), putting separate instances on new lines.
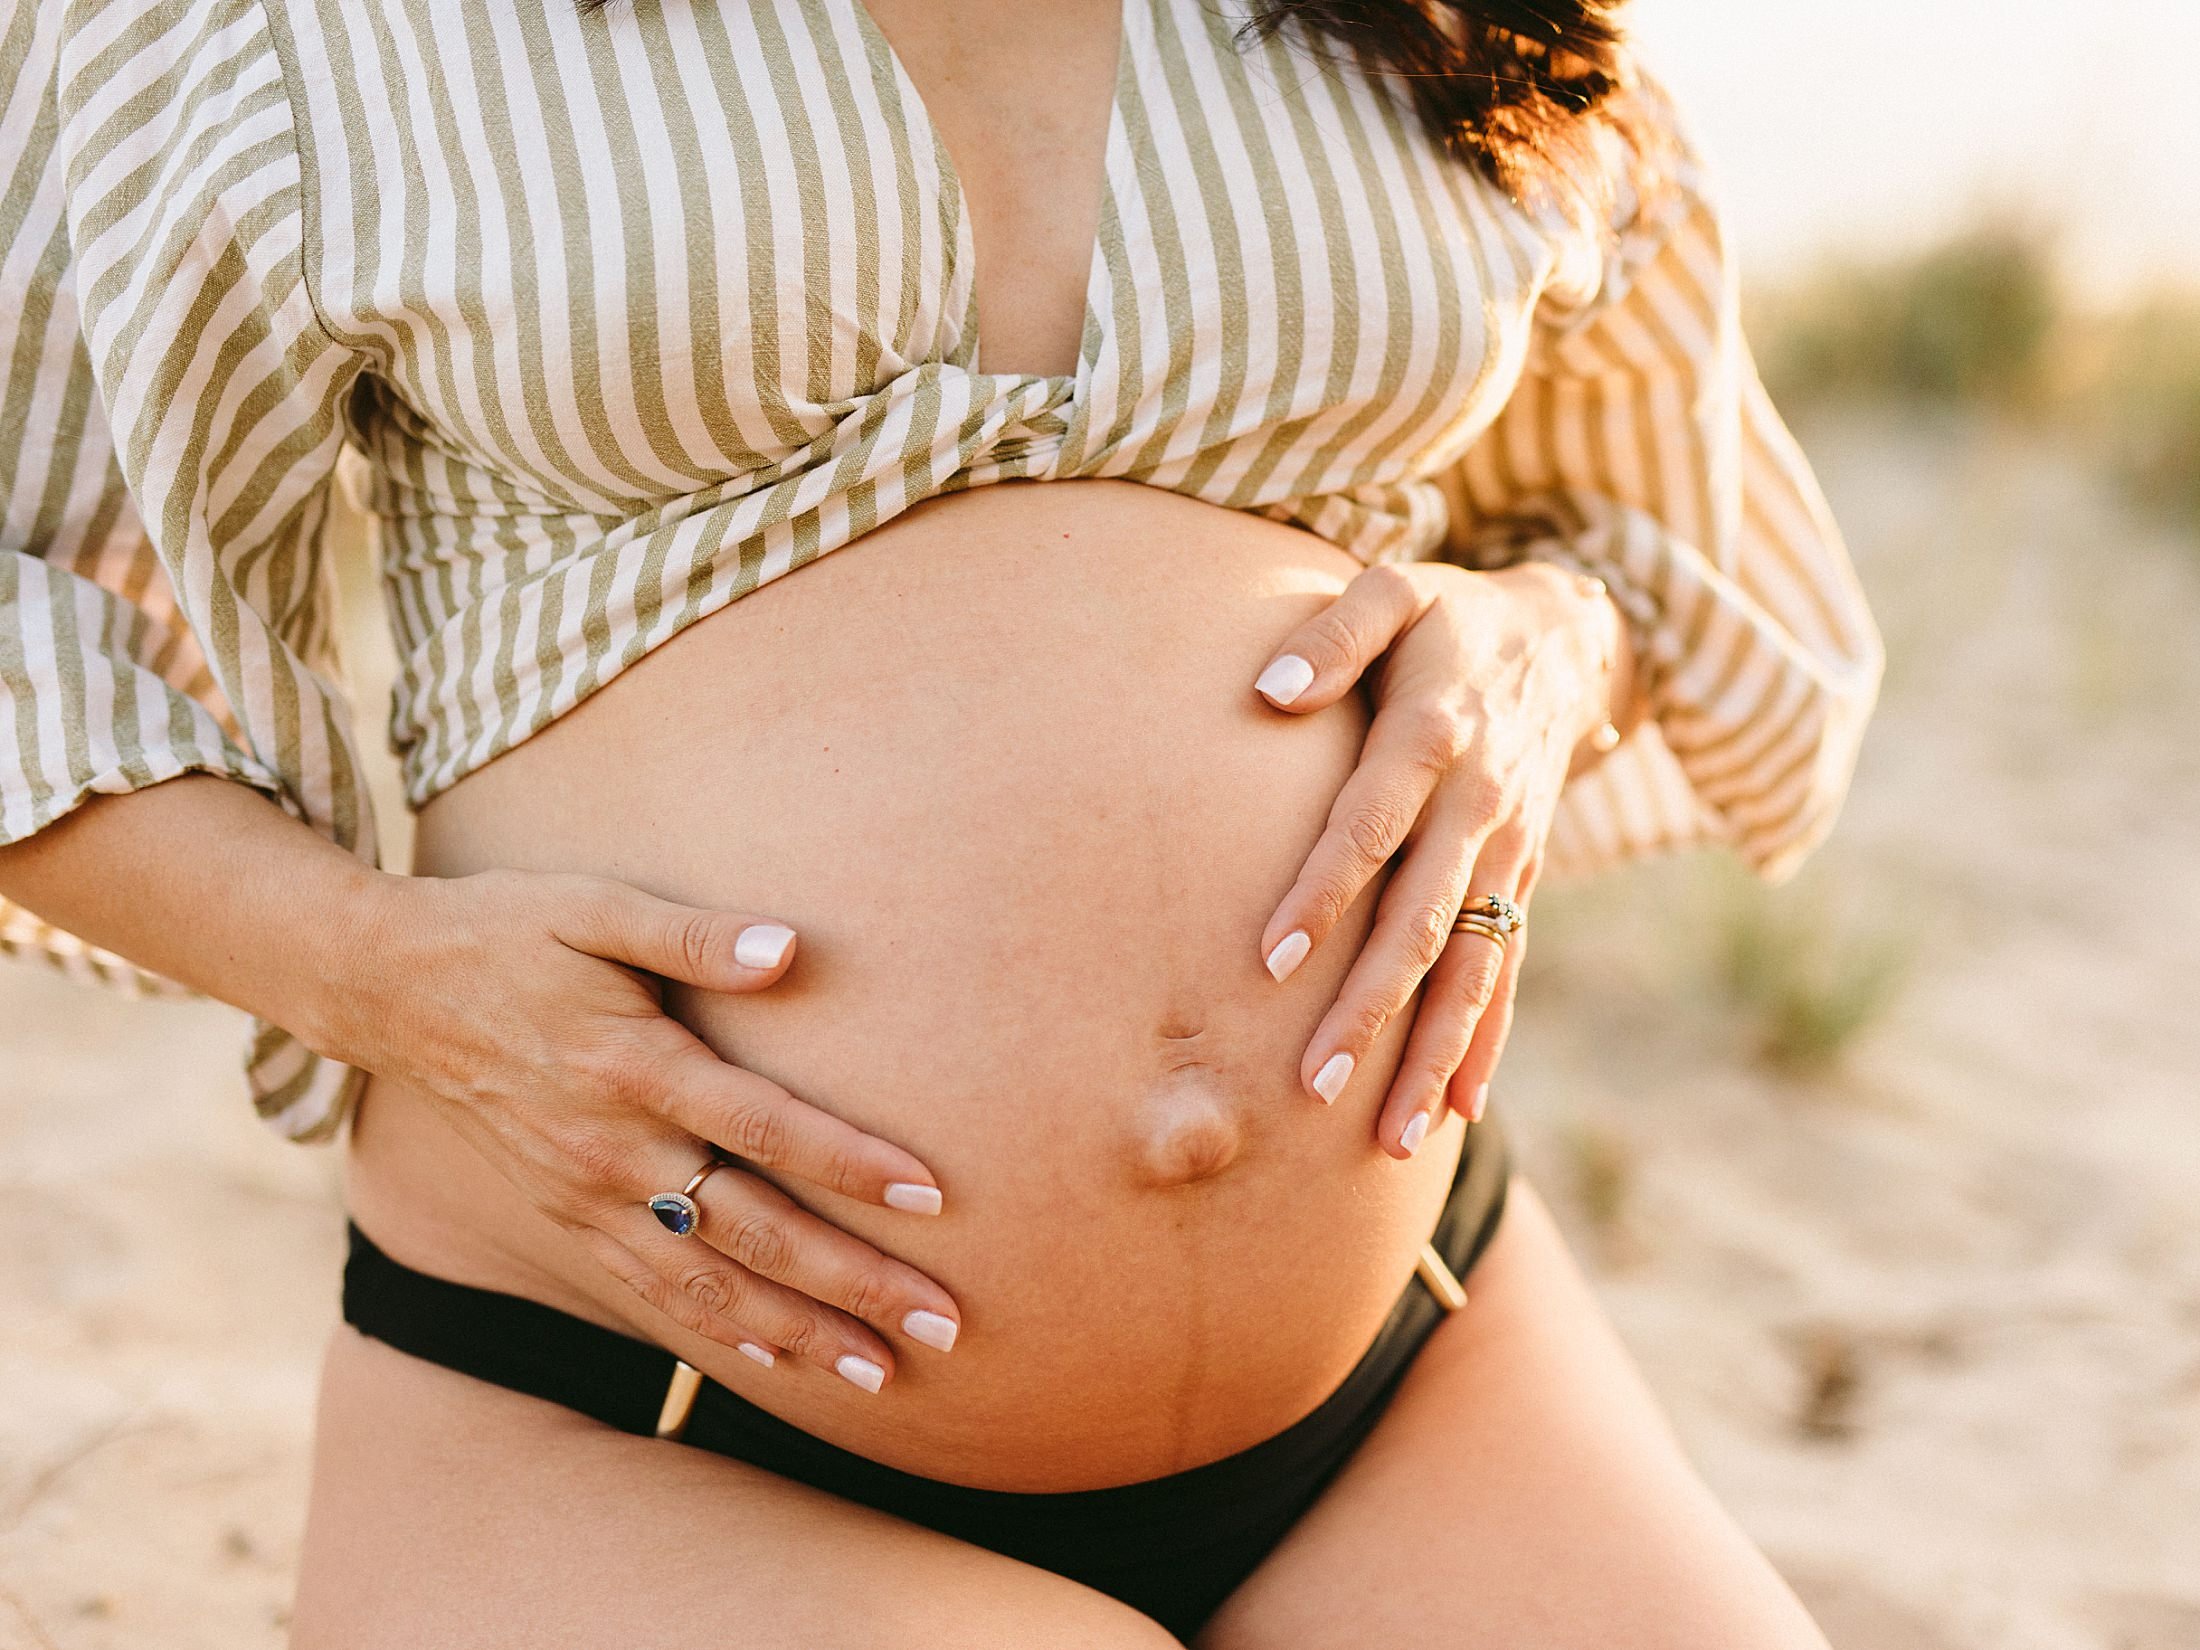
xmin=345 ymin=480 xmax=1462 ymax=1492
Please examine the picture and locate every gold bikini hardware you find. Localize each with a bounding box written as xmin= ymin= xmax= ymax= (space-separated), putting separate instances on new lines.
xmin=1416 ymin=1242 xmax=1469 ymax=1312
xmin=655 ymin=1360 xmax=706 ymax=1440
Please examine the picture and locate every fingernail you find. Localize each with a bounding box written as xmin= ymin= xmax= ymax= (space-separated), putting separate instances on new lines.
xmin=1399 ymin=1112 xmax=1429 ymax=1157
xmin=835 ymin=1354 xmax=885 ymax=1394
xmin=901 ymin=1309 xmax=959 ymax=1352
xmin=1470 ymin=1083 xmax=1490 ymax=1124
xmin=1255 ymin=654 xmax=1315 ymax=706
xmin=737 ymin=1341 xmax=776 ymax=1368
xmin=1265 ymin=930 xmax=1311 ymax=982
xmin=734 ymin=923 xmax=795 ymax=969
xmin=884 ymin=1181 xmax=943 ymax=1216
xmin=1312 ymin=1051 xmax=1354 ymax=1103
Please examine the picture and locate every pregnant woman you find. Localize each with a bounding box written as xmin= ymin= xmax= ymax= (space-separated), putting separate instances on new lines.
xmin=2 ymin=0 xmax=1880 ymax=1642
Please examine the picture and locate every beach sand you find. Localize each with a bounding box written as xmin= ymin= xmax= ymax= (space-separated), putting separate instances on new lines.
xmin=2 ymin=414 xmax=2196 ymax=1649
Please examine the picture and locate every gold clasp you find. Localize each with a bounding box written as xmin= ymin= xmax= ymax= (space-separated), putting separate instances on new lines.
xmin=1416 ymin=1241 xmax=1468 ymax=1312
xmin=655 ymin=1359 xmax=705 ymax=1440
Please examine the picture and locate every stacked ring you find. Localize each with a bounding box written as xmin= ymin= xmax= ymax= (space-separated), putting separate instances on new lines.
xmin=1459 ymin=893 xmax=1525 ymax=934
xmin=648 ymin=1158 xmax=728 ymax=1236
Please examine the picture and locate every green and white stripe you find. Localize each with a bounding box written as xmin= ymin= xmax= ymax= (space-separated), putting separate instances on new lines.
xmin=1 ymin=0 xmax=1881 ymax=1140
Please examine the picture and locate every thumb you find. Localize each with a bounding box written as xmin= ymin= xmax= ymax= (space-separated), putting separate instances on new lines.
xmin=1252 ymin=563 xmax=1433 ymax=714
xmin=556 ymin=877 xmax=797 ymax=992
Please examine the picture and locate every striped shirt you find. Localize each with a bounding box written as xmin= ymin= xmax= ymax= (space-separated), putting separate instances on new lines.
xmin=0 ymin=0 xmax=1882 ymax=1140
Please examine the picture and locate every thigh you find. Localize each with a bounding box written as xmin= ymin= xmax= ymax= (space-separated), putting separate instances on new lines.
xmin=1197 ymin=1183 xmax=1829 ymax=1650
xmin=290 ymin=1329 xmax=1177 ymax=1650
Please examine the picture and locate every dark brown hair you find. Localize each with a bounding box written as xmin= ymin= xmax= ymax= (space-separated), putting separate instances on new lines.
xmin=1242 ymin=1 xmax=1653 ymax=214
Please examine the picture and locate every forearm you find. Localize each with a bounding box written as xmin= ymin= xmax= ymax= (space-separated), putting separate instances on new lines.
xmin=0 ymin=774 xmax=384 ymax=1054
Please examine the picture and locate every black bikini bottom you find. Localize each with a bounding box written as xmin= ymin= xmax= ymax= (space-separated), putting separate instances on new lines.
xmin=342 ymin=1118 xmax=1510 ymax=1643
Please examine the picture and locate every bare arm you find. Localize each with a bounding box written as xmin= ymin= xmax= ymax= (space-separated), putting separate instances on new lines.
xmin=0 ymin=776 xmax=381 ymax=1042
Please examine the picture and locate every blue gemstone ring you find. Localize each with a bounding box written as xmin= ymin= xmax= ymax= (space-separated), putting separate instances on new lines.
xmin=648 ymin=1159 xmax=728 ymax=1238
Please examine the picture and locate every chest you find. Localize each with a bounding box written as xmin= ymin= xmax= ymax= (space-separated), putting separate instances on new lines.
xmin=288 ymin=0 xmax=1551 ymax=509
xmin=857 ymin=0 xmax=1123 ymax=378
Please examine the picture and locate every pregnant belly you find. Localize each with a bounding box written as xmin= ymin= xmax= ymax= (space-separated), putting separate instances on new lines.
xmin=345 ymin=480 xmax=1462 ymax=1492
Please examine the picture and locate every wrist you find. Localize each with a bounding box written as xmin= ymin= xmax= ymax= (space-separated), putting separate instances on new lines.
xmin=283 ymin=860 xmax=422 ymax=1070
xmin=1486 ymin=561 xmax=1630 ymax=738
xmin=1571 ymin=574 xmax=1635 ymax=735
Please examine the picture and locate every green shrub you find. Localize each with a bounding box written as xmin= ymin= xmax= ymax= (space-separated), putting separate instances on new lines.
xmin=2074 ymin=296 xmax=2200 ymax=531
xmin=1755 ymin=222 xmax=2200 ymax=535
xmin=1755 ymin=222 xmax=2063 ymax=413
xmin=1716 ymin=882 xmax=1910 ymax=1075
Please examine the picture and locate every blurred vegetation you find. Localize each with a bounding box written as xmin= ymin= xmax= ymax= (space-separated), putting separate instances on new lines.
xmin=1555 ymin=1117 xmax=1656 ymax=1270
xmin=2073 ymin=296 xmax=2200 ymax=527
xmin=1715 ymin=882 xmax=1911 ymax=1076
xmin=1753 ymin=219 xmax=2200 ymax=534
xmin=1564 ymin=1119 xmax=1634 ymax=1231
xmin=1754 ymin=222 xmax=2062 ymax=411
xmin=1790 ymin=1323 xmax=1868 ymax=1441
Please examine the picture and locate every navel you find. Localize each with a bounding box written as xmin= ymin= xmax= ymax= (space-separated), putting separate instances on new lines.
xmin=1129 ymin=1068 xmax=1245 ymax=1189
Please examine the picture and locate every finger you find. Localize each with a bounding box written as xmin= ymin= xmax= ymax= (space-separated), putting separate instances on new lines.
xmin=1385 ymin=912 xmax=1523 ymax=1158
xmin=1373 ymin=837 xmax=1531 ymax=1154
xmin=553 ymin=876 xmax=800 ymax=993
xmin=557 ymin=1126 xmax=894 ymax=1384
xmin=632 ymin=1217 xmax=899 ymax=1391
xmin=1252 ymin=563 xmax=1432 ymax=713
xmin=1443 ymin=856 xmax=1542 ymax=1130
xmin=653 ymin=1039 xmax=945 ymax=1215
xmin=1259 ymin=701 xmax=1473 ymax=982
xmin=1445 ymin=942 xmax=1521 ymax=1129
xmin=1289 ymin=790 xmax=1502 ymax=1105
xmin=597 ymin=1215 xmax=904 ymax=1393
xmin=569 ymin=1224 xmax=795 ymax=1378
xmin=695 ymin=1167 xmax=960 ymax=1353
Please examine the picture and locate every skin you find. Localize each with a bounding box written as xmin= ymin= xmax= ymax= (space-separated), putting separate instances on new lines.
xmin=0 ymin=0 xmax=1825 ymax=1638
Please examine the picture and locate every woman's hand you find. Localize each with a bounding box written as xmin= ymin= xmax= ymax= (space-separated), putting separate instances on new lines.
xmin=320 ymin=869 xmax=959 ymax=1393
xmin=1251 ymin=560 xmax=1630 ymax=1158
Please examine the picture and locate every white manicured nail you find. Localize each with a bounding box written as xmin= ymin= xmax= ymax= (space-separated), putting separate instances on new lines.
xmin=1312 ymin=1052 xmax=1354 ymax=1103
xmin=734 ymin=923 xmax=795 ymax=969
xmin=737 ymin=1341 xmax=776 ymax=1368
xmin=835 ymin=1354 xmax=885 ymax=1394
xmin=1399 ymin=1112 xmax=1429 ymax=1157
xmin=883 ymin=1181 xmax=943 ymax=1216
xmin=902 ymin=1310 xmax=959 ymax=1352
xmin=1470 ymin=1083 xmax=1490 ymax=1124
xmin=1265 ymin=930 xmax=1311 ymax=982
xmin=1255 ymin=654 xmax=1315 ymax=706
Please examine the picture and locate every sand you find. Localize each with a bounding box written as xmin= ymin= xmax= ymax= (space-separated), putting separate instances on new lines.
xmin=2 ymin=412 xmax=2196 ymax=1649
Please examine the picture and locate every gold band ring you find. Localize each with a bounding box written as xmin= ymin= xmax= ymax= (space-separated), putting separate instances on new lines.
xmin=1451 ymin=915 xmax=1511 ymax=952
xmin=647 ymin=1157 xmax=729 ymax=1237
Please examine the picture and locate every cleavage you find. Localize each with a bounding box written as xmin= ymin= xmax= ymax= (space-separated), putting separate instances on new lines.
xmin=854 ymin=0 xmax=1124 ymax=378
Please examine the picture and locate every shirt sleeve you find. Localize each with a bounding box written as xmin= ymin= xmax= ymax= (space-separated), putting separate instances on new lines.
xmin=1 ymin=0 xmax=372 ymax=1138
xmin=1436 ymin=90 xmax=1884 ymax=883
